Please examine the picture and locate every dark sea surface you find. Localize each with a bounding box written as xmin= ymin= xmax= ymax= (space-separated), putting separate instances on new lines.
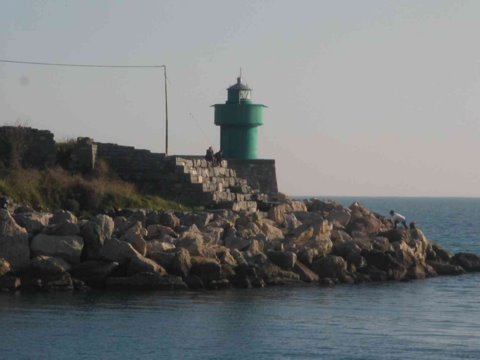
xmin=1 ymin=197 xmax=480 ymax=360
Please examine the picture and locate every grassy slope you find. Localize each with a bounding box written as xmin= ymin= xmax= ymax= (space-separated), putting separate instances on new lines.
xmin=0 ymin=167 xmax=190 ymax=214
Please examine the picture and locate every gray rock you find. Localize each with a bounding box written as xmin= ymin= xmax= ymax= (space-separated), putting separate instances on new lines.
xmin=223 ymin=228 xmax=251 ymax=251
xmin=99 ymin=238 xmax=141 ymax=264
xmin=31 ymin=234 xmax=84 ymax=265
xmin=70 ymin=260 xmax=119 ymax=288
xmin=158 ymin=211 xmax=180 ymax=229
xmin=146 ymin=241 xmax=175 ymax=257
xmin=0 ymin=258 xmax=11 ymax=277
xmin=0 ymin=275 xmax=21 ymax=291
xmin=450 ymin=252 xmax=480 ymax=272
xmin=81 ymin=214 xmax=114 ymax=259
xmin=267 ymin=251 xmax=297 ymax=270
xmin=120 ymin=222 xmax=147 ymax=256
xmin=146 ymin=224 xmax=178 ymax=239
xmin=216 ymin=247 xmax=238 ymax=267
xmin=176 ymin=229 xmax=206 ymax=256
xmin=179 ymin=212 xmax=213 ymax=229
xmin=168 ymin=248 xmax=191 ymax=278
xmin=189 ymin=256 xmax=222 ymax=283
xmin=44 ymin=222 xmax=80 ymax=236
xmin=202 ymin=226 xmax=224 ymax=245
xmin=260 ymin=222 xmax=285 ymax=242
xmin=30 ymin=255 xmax=71 ymax=276
xmin=49 ymin=210 xmax=77 ymax=225
xmin=293 ymin=261 xmax=319 ymax=283
xmin=0 ymin=209 xmax=30 ymax=271
xmin=312 ymin=255 xmax=348 ymax=280
xmin=127 ymin=256 xmax=166 ymax=276
xmin=327 ymin=207 xmax=351 ymax=228
xmin=258 ymin=262 xmax=301 ymax=285
xmin=427 ymin=261 xmax=465 ymax=276
xmin=13 ymin=211 xmax=51 ymax=234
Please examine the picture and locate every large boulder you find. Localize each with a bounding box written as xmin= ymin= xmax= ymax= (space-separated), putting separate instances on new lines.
xmin=291 ymin=226 xmax=315 ymax=247
xmin=30 ymin=255 xmax=71 ymax=276
xmin=347 ymin=214 xmax=383 ymax=236
xmin=327 ymin=207 xmax=351 ymax=228
xmin=293 ymin=261 xmax=319 ymax=283
xmin=106 ymin=272 xmax=187 ymax=290
xmin=146 ymin=224 xmax=178 ymax=240
xmin=176 ymin=229 xmax=207 ymax=256
xmin=70 ymin=260 xmax=119 ymax=288
xmin=431 ymin=243 xmax=452 ymax=262
xmin=80 ymin=215 xmax=114 ymax=259
xmin=49 ymin=210 xmax=77 ymax=225
xmin=283 ymin=213 xmax=302 ymax=232
xmin=31 ymin=234 xmax=84 ymax=265
xmin=427 ymin=261 xmax=465 ymax=276
xmin=0 ymin=275 xmax=21 ymax=291
xmin=230 ymin=264 xmax=265 ymax=288
xmin=158 ymin=211 xmax=181 ymax=229
xmin=44 ymin=210 xmax=80 ymax=236
xmin=202 ymin=226 xmax=224 ymax=245
xmin=223 ymin=228 xmax=251 ymax=251
xmin=13 ymin=211 xmax=51 ymax=234
xmin=189 ymin=256 xmax=222 ymax=283
xmin=267 ymin=251 xmax=297 ymax=270
xmin=260 ymin=222 xmax=285 ymax=242
xmin=120 ymin=222 xmax=147 ymax=256
xmin=268 ymin=201 xmax=306 ymax=225
xmin=179 ymin=212 xmax=213 ymax=229
xmin=450 ymin=253 xmax=480 ymax=272
xmin=0 ymin=258 xmax=11 ymax=277
xmin=258 ymin=262 xmax=300 ymax=285
xmin=168 ymin=248 xmax=191 ymax=278
xmin=216 ymin=247 xmax=238 ymax=267
xmin=347 ymin=202 xmax=384 ymax=235
xmin=99 ymin=238 xmax=141 ymax=264
xmin=127 ymin=256 xmax=166 ymax=276
xmin=312 ymin=255 xmax=348 ymax=280
xmin=332 ymin=240 xmax=365 ymax=268
xmin=0 ymin=210 xmax=30 ymax=271
xmin=146 ymin=241 xmax=175 ymax=256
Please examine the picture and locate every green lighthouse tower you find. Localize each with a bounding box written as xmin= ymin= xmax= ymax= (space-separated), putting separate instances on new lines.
xmin=213 ymin=76 xmax=266 ymax=159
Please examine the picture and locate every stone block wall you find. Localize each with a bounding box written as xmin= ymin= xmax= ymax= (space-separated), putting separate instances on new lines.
xmin=227 ymin=159 xmax=278 ymax=199
xmin=0 ymin=126 xmax=56 ymax=169
xmin=0 ymin=126 xmax=279 ymax=207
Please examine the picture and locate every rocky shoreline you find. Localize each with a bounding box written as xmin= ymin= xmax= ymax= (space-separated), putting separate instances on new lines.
xmin=1 ymin=198 xmax=479 ymax=293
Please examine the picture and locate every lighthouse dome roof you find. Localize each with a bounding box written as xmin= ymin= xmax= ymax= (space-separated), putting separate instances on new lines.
xmin=227 ymin=77 xmax=251 ymax=91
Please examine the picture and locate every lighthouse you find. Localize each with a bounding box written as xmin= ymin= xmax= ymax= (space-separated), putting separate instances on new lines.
xmin=213 ymin=75 xmax=266 ymax=159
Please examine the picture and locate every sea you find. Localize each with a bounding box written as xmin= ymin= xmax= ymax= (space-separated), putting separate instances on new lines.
xmin=1 ymin=197 xmax=480 ymax=360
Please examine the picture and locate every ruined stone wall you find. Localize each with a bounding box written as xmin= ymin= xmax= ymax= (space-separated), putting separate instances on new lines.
xmin=0 ymin=126 xmax=56 ymax=169
xmin=0 ymin=126 xmax=279 ymax=205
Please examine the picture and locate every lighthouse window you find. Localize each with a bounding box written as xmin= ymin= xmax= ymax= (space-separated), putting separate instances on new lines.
xmin=239 ymin=90 xmax=251 ymax=100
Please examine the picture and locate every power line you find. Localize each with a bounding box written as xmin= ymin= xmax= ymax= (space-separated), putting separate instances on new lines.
xmin=0 ymin=58 xmax=170 ymax=154
xmin=0 ymin=58 xmax=164 ymax=68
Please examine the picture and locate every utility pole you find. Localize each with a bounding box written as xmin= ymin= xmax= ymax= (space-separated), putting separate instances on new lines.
xmin=161 ymin=65 xmax=168 ymax=156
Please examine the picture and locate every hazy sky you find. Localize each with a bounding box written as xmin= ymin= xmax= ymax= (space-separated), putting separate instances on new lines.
xmin=0 ymin=0 xmax=479 ymax=196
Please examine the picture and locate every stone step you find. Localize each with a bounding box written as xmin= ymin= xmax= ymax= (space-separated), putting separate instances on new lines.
xmin=170 ymin=156 xmax=267 ymax=212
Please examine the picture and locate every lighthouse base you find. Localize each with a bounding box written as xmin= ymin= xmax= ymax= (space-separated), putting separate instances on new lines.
xmin=227 ymin=159 xmax=278 ymax=200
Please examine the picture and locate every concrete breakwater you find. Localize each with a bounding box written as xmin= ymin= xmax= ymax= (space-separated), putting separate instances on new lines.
xmin=0 ymin=198 xmax=478 ymax=292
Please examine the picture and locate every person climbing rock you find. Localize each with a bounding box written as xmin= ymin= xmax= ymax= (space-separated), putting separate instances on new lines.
xmin=390 ymin=210 xmax=408 ymax=229
xmin=205 ymin=146 xmax=214 ymax=164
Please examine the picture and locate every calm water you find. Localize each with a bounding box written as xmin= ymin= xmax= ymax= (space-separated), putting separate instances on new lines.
xmin=1 ymin=197 xmax=480 ymax=360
